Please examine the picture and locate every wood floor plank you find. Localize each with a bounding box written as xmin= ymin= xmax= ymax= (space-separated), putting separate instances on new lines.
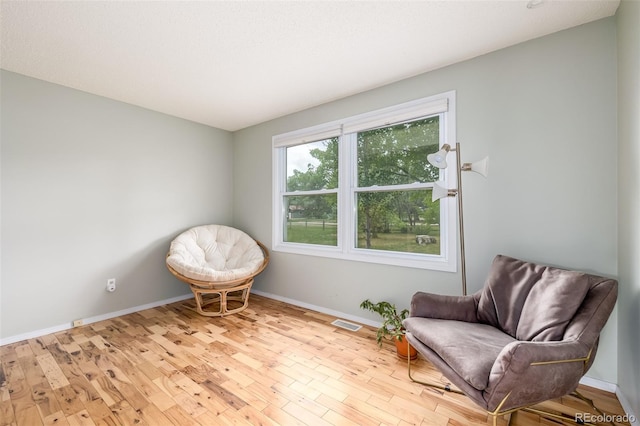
xmin=13 ymin=344 xmax=34 ymax=360
xmin=31 ymin=381 xmax=62 ymax=419
xmin=307 ymin=378 xmax=349 ymax=403
xmin=36 ymin=354 xmax=70 ymax=390
xmin=172 ymin=374 xmax=230 ymax=415
xmin=161 ymin=404 xmax=201 ymax=426
xmin=90 ymin=376 xmax=123 ymax=407
xmin=52 ymin=384 xmax=86 ymax=417
xmin=269 ymin=382 xmax=328 ymax=419
xmin=15 ymin=404 xmax=43 ymax=426
xmin=0 ymin=399 xmax=16 ymax=426
xmin=281 ymin=401 xmax=331 ymax=426
xmin=42 ymin=410 xmax=70 ymax=426
xmin=219 ymin=379 xmax=269 ymax=411
xmin=236 ymin=404 xmax=281 ymax=426
xmin=261 ymin=402 xmax=307 ymax=426
xmin=82 ymin=398 xmax=114 ymax=425
xmin=341 ymin=394 xmax=400 ymax=425
xmin=138 ymin=404 xmax=178 ymax=426
xmin=107 ymin=399 xmax=142 ymax=425
xmin=7 ymin=376 xmax=39 ymax=425
xmin=27 ymin=339 xmax=52 ymax=358
xmin=17 ymin=356 xmax=46 ymax=390
xmin=200 ymin=378 xmax=247 ymax=411
xmin=65 ymin=409 xmax=96 ymax=426
xmin=314 ymin=394 xmax=380 ymax=426
xmin=245 ymin=381 xmax=289 ymax=409
xmin=0 ymin=295 xmax=631 ymax=426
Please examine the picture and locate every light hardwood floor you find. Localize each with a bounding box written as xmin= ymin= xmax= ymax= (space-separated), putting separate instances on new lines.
xmin=0 ymin=295 xmax=630 ymax=426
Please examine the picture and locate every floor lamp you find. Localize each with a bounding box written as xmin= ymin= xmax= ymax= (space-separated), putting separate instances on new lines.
xmin=427 ymin=143 xmax=488 ymax=296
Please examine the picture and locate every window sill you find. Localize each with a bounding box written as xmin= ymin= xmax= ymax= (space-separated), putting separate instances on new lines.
xmin=273 ymin=242 xmax=456 ymax=271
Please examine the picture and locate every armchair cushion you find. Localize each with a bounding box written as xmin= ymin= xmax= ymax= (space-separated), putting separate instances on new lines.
xmin=515 ymin=268 xmax=591 ymax=341
xmin=476 ymin=255 xmax=544 ymax=337
xmin=409 ymin=292 xmax=479 ymax=323
xmin=403 ymin=317 xmax=515 ymax=391
xmin=476 ymin=255 xmax=592 ymax=341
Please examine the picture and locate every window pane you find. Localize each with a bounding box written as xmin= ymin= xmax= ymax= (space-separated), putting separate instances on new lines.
xmin=358 ymin=116 xmax=440 ymax=187
xmin=286 ymin=138 xmax=338 ymax=191
xmin=284 ymin=194 xmax=338 ymax=246
xmin=356 ymin=189 xmax=440 ymax=254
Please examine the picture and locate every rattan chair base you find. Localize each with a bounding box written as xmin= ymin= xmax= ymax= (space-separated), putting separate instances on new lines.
xmin=189 ymin=279 xmax=254 ymax=317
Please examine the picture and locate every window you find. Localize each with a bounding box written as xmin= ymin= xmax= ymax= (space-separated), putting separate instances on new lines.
xmin=273 ymin=91 xmax=457 ymax=271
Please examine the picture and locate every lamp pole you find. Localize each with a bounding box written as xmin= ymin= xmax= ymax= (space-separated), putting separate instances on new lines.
xmin=454 ymin=142 xmax=467 ymax=296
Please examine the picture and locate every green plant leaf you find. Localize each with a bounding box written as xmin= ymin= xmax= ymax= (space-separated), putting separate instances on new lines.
xmin=360 ymin=299 xmax=408 ymax=347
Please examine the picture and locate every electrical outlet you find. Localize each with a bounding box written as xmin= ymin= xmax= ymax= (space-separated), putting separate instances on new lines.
xmin=106 ymin=278 xmax=116 ymax=292
xmin=73 ymin=319 xmax=83 ymax=327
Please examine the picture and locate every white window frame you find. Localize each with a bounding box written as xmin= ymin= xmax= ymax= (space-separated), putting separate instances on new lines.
xmin=272 ymin=90 xmax=457 ymax=271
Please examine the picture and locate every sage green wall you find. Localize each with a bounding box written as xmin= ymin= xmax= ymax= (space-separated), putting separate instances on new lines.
xmin=617 ymin=0 xmax=640 ymax=418
xmin=233 ymin=18 xmax=619 ymax=383
xmin=0 ymin=70 xmax=233 ymax=339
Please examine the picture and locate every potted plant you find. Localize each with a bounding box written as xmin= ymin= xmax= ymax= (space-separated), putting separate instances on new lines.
xmin=359 ymin=299 xmax=417 ymax=360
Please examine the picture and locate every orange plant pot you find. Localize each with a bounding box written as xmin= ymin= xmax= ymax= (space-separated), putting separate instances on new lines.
xmin=395 ymin=336 xmax=418 ymax=360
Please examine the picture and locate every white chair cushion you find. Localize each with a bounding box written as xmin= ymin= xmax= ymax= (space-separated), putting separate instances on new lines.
xmin=167 ymin=225 xmax=264 ymax=284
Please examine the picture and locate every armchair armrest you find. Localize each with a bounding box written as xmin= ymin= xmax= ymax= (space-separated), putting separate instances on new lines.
xmin=409 ymin=292 xmax=479 ymax=323
xmin=484 ymin=340 xmax=591 ymax=412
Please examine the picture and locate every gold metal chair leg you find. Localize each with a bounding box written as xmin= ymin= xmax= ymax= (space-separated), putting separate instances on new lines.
xmin=520 ymin=406 xmax=596 ymax=426
xmin=518 ymin=390 xmax=616 ymax=426
xmin=498 ymin=412 xmax=514 ymax=426
xmin=572 ymin=390 xmax=615 ymax=426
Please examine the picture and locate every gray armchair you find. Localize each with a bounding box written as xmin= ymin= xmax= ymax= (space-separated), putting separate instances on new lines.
xmin=403 ymin=255 xmax=618 ymax=425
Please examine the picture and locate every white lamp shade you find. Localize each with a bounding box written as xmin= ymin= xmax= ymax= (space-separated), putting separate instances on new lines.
xmin=427 ymin=144 xmax=451 ymax=169
xmin=432 ymin=182 xmax=452 ymax=201
xmin=463 ymin=156 xmax=489 ymax=177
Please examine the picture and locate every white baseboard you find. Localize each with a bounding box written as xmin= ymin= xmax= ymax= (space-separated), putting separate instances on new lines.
xmin=579 ymin=376 xmax=617 ymax=393
xmin=250 ymin=289 xmax=382 ymax=329
xmin=616 ymin=387 xmax=640 ymax=426
xmin=0 ymin=293 xmax=193 ymax=346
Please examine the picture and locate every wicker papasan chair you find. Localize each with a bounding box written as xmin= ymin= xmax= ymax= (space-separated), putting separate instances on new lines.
xmin=166 ymin=224 xmax=269 ymax=317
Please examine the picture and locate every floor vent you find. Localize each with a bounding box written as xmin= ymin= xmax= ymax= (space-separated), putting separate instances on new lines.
xmin=331 ymin=319 xmax=362 ymax=332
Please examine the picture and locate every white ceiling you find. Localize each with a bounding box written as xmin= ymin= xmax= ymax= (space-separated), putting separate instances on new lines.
xmin=1 ymin=0 xmax=620 ymax=131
